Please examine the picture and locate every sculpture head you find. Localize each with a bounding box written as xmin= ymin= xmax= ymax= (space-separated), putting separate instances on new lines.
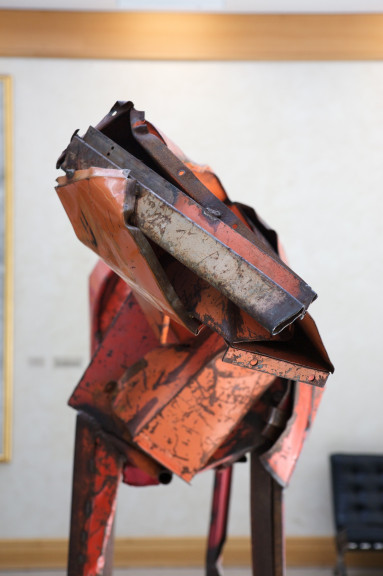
xmin=56 ymin=101 xmax=333 ymax=483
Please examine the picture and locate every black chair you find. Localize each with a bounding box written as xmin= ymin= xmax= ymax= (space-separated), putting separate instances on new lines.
xmin=330 ymin=453 xmax=383 ymax=575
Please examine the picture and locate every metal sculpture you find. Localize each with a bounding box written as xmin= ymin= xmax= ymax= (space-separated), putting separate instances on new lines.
xmin=56 ymin=101 xmax=333 ymax=576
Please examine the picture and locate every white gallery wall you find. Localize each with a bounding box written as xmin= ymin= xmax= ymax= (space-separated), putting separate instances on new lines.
xmin=0 ymin=56 xmax=382 ymax=540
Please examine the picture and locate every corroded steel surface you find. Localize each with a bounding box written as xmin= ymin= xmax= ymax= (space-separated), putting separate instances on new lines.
xmin=250 ymin=454 xmax=284 ymax=576
xmin=129 ymin=352 xmax=274 ymax=481
xmin=59 ymin=127 xmax=316 ymax=336
xmin=134 ymin=183 xmax=306 ymax=335
xmin=206 ymin=467 xmax=233 ymax=576
xmin=223 ymin=313 xmax=331 ymax=387
xmin=261 ymin=382 xmax=325 ymax=487
xmin=57 ymin=168 xmax=199 ymax=334
xmin=56 ymin=100 xmax=334 ymax=576
xmin=68 ymin=413 xmax=123 ymax=576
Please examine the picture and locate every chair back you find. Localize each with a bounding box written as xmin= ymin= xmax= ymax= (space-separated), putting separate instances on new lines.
xmin=331 ymin=453 xmax=383 ymax=542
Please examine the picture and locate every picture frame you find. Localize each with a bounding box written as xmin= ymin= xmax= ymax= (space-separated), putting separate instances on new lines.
xmin=0 ymin=75 xmax=12 ymax=462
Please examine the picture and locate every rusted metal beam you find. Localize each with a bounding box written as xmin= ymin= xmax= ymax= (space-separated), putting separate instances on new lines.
xmin=206 ymin=467 xmax=233 ymax=576
xmin=250 ymin=454 xmax=284 ymax=576
xmin=68 ymin=413 xmax=124 ymax=576
xmin=59 ymin=127 xmax=316 ymax=335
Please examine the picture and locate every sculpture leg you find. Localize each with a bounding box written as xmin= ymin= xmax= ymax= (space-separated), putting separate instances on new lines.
xmin=102 ymin=520 xmax=116 ymax=576
xmin=250 ymin=453 xmax=284 ymax=576
xmin=206 ymin=466 xmax=233 ymax=576
xmin=68 ymin=412 xmax=124 ymax=576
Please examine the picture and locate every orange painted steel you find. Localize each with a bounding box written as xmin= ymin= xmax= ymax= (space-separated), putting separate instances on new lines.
xmin=57 ymin=168 xmax=198 ymax=334
xmin=56 ymin=101 xmax=333 ymax=576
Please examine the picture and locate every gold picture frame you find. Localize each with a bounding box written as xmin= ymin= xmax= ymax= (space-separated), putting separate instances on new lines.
xmin=0 ymin=75 xmax=12 ymax=462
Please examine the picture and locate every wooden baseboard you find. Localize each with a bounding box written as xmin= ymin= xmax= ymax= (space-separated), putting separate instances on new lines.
xmin=1 ymin=11 xmax=383 ymax=61
xmin=1 ymin=536 xmax=383 ymax=569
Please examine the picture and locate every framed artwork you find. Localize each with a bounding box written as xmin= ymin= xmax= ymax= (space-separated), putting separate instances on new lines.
xmin=0 ymin=75 xmax=12 ymax=462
